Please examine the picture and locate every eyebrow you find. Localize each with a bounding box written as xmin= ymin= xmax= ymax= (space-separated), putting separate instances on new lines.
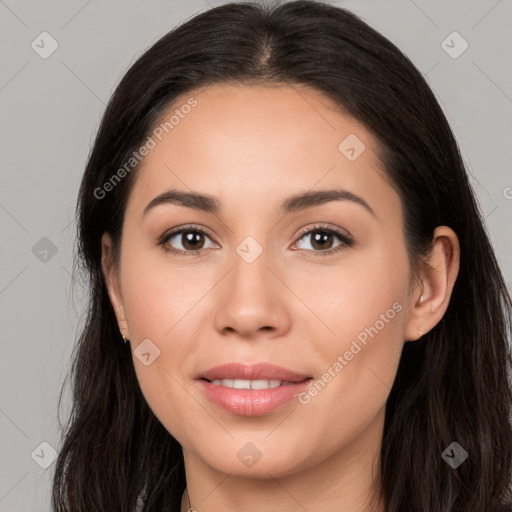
xmin=143 ymin=187 xmax=376 ymax=218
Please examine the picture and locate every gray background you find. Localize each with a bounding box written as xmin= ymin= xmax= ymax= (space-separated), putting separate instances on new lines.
xmin=1 ymin=0 xmax=511 ymax=510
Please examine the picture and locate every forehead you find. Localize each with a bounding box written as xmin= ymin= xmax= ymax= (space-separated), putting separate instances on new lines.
xmin=126 ymin=84 xmax=400 ymax=223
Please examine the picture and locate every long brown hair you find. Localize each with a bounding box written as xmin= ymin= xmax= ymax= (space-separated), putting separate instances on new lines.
xmin=52 ymin=1 xmax=512 ymax=510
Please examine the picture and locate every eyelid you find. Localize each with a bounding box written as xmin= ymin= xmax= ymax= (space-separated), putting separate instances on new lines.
xmin=158 ymin=223 xmax=217 ymax=240
xmin=293 ymin=222 xmax=351 ymax=242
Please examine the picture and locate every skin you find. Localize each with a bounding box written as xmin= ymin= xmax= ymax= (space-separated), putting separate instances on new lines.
xmin=101 ymin=84 xmax=460 ymax=512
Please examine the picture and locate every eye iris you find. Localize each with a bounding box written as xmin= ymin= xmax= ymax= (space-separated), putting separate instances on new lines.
xmin=182 ymin=230 xmax=204 ymax=250
xmin=311 ymin=230 xmax=333 ymax=250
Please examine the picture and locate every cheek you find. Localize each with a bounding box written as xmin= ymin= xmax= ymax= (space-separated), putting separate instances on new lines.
xmin=118 ymin=249 xmax=206 ymax=396
xmin=120 ymin=244 xmax=214 ymax=340
xmin=298 ymin=240 xmax=408 ymax=426
xmin=121 ymin=254 xmax=209 ymax=441
xmin=300 ymin=234 xmax=409 ymax=343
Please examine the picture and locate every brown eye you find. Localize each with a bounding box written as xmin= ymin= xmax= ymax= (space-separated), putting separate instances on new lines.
xmin=293 ymin=224 xmax=353 ymax=257
xmin=308 ymin=230 xmax=336 ymax=250
xmin=158 ymin=226 xmax=218 ymax=255
xmin=178 ymin=230 xmax=206 ymax=250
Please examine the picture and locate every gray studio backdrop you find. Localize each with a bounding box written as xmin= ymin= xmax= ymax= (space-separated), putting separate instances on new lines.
xmin=1 ymin=0 xmax=511 ymax=510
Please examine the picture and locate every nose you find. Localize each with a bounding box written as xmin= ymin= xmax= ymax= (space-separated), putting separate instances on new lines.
xmin=213 ymin=249 xmax=291 ymax=340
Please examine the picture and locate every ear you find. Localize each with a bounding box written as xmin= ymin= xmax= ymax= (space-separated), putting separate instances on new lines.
xmin=404 ymin=226 xmax=460 ymax=341
xmin=101 ymin=232 xmax=129 ymax=338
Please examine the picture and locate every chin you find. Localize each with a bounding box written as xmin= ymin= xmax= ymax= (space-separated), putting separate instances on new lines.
xmin=191 ymin=438 xmax=314 ymax=478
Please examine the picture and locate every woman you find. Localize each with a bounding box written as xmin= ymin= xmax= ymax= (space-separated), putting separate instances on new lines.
xmin=51 ymin=1 xmax=512 ymax=510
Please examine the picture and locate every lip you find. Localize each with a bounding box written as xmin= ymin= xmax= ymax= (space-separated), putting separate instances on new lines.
xmin=196 ymin=363 xmax=312 ymax=416
xmin=197 ymin=362 xmax=311 ymax=382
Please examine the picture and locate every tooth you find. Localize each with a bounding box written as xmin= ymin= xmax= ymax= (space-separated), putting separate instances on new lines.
xmin=209 ymin=379 xmax=289 ymax=389
xmin=250 ymin=379 xmax=270 ymax=389
xmin=233 ymin=379 xmax=251 ymax=389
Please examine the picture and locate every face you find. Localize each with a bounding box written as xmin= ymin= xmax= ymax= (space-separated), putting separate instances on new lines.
xmin=103 ymin=84 xmax=421 ymax=481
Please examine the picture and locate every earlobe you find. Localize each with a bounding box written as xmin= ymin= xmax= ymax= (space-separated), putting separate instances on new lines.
xmin=101 ymin=232 xmax=129 ymax=336
xmin=404 ymin=226 xmax=460 ymax=342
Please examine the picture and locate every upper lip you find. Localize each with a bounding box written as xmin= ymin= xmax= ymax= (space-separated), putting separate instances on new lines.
xmin=197 ymin=363 xmax=311 ymax=383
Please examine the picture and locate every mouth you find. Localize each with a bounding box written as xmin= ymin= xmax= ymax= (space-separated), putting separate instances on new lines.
xmin=195 ymin=363 xmax=313 ymax=416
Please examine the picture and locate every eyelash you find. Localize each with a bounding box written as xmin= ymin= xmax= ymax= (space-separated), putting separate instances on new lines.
xmin=156 ymin=223 xmax=354 ymax=258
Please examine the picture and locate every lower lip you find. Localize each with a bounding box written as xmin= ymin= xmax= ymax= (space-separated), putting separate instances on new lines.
xmin=197 ymin=379 xmax=312 ymax=416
